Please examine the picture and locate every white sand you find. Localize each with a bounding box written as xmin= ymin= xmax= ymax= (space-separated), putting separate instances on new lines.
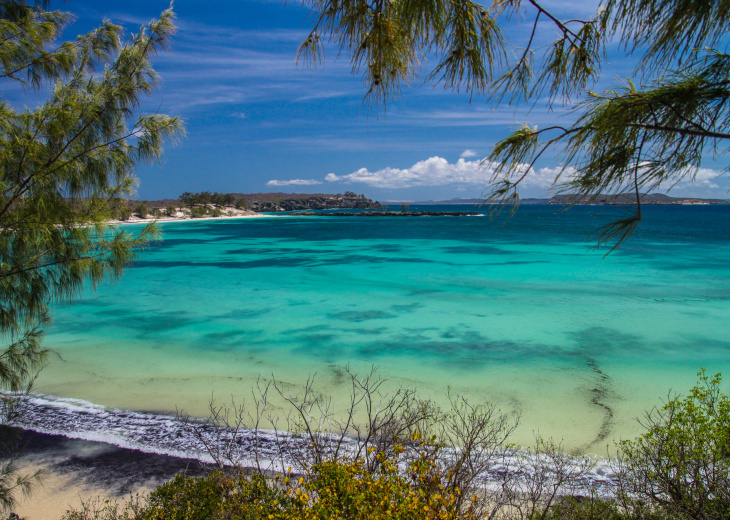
xmin=11 ymin=431 xmax=211 ymax=520
xmin=15 ymin=462 xmax=148 ymax=520
xmin=106 ymin=207 xmax=280 ymax=226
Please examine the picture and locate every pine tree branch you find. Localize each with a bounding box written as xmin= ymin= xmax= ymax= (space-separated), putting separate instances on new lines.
xmin=627 ymin=123 xmax=730 ymax=140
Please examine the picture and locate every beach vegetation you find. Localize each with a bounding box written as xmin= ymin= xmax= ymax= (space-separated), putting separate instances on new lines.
xmin=614 ymin=369 xmax=730 ymax=520
xmin=178 ymin=192 xmax=239 ymax=210
xmin=0 ymin=0 xmax=182 ymax=512
xmin=164 ymin=206 xmax=177 ymax=217
xmin=134 ymin=204 xmax=149 ymax=219
xmin=189 ymin=207 xmax=208 ymax=219
xmin=117 ymin=205 xmax=133 ymax=222
xmin=297 ymin=0 xmax=730 ymax=249
xmin=62 ymin=370 xmax=730 ymax=520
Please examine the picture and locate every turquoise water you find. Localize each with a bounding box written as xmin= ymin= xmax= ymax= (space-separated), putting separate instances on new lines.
xmin=36 ymin=205 xmax=730 ymax=454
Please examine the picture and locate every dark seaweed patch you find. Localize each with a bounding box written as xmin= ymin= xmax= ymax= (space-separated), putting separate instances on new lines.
xmin=354 ymin=330 xmax=544 ymax=370
xmin=329 ymin=311 xmax=396 ymax=322
xmin=217 ymin=308 xmax=273 ymax=319
xmin=391 ymin=302 xmax=424 ymax=312
xmin=440 ymin=245 xmax=512 ymax=255
xmin=344 ymin=327 xmax=388 ymax=335
xmin=202 ymin=329 xmax=249 ymax=342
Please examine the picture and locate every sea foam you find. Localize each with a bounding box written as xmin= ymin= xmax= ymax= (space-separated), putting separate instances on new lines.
xmin=13 ymin=391 xmax=617 ymax=493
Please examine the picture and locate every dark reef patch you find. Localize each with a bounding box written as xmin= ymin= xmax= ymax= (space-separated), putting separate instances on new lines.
xmin=407 ymin=289 xmax=442 ymax=297
xmin=391 ymin=302 xmax=424 ymax=312
xmin=569 ymin=326 xmax=645 ymax=356
xmin=329 ymin=310 xmax=396 ymax=322
xmin=369 ymin=243 xmax=404 ymax=253
xmin=150 ymin=238 xmax=213 ymax=247
xmin=328 ymin=364 xmax=346 ymax=385
xmin=439 ymin=245 xmax=513 ymax=256
xmin=291 ymin=333 xmax=343 ymax=361
xmin=283 ymin=324 xmax=331 ymax=335
xmin=218 ymin=308 xmax=273 ymax=319
xmin=129 ymin=313 xmax=199 ymax=333
xmin=202 ymin=329 xmax=250 ymax=342
xmin=344 ymin=327 xmax=388 ymax=335
xmin=581 ymin=357 xmax=615 ymax=450
xmin=354 ymin=331 xmax=544 ymax=369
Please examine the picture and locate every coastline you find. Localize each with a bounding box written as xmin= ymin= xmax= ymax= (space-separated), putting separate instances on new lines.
xmin=14 ymin=429 xmax=214 ymax=520
xmin=105 ymin=208 xmax=278 ymax=226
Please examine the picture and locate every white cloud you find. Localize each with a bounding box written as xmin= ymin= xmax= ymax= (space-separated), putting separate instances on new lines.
xmin=657 ymin=166 xmax=726 ymax=196
xmin=323 ymin=157 xmax=728 ymax=199
xmin=266 ymin=179 xmax=323 ymax=186
xmin=324 ymin=156 xmax=564 ymax=190
xmin=691 ymin=167 xmax=722 ymax=182
xmin=460 ymin=149 xmax=478 ymax=158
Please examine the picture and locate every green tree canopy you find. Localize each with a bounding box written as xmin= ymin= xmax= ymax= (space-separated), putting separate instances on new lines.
xmin=0 ymin=1 xmax=182 ymax=509
xmin=298 ymin=0 xmax=730 ymax=248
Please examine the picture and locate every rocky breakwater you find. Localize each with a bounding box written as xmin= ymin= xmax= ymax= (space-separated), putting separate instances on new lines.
xmin=290 ymin=211 xmax=481 ymax=217
xmin=250 ymin=194 xmax=380 ymax=212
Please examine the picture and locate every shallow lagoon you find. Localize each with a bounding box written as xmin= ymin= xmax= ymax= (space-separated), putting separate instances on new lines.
xmin=37 ymin=205 xmax=730 ymax=454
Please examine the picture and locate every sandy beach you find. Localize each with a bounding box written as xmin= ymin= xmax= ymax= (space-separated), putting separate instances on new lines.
xmin=105 ymin=207 xmax=277 ymax=226
xmin=13 ymin=430 xmax=213 ymax=520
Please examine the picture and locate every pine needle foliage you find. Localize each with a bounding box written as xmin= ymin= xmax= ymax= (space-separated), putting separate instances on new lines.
xmin=299 ymin=0 xmax=730 ymax=249
xmin=0 ymin=0 xmax=183 ymax=512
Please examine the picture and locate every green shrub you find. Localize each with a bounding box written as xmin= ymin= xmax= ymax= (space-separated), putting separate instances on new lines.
xmin=62 ymin=371 xmax=730 ymax=520
xmin=117 ymin=205 xmax=132 ymax=221
xmin=189 ymin=207 xmax=207 ymax=218
xmin=134 ymin=204 xmax=148 ymax=218
xmin=537 ymin=496 xmax=636 ymax=520
xmin=141 ymin=472 xmax=288 ymax=520
xmin=617 ymin=370 xmax=730 ymax=520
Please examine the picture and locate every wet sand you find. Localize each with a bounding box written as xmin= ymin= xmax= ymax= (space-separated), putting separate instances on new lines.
xmin=13 ymin=430 xmax=213 ymax=520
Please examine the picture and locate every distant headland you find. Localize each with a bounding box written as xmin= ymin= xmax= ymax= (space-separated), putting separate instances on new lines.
xmin=106 ymin=192 xmax=382 ymax=223
xmin=384 ymin=193 xmax=730 ymax=206
xmin=110 ymin=191 xmax=730 ymax=224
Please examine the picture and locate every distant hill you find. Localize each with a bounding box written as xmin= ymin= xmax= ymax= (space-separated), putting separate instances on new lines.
xmin=127 ymin=192 xmax=379 ymax=211
xmin=382 ymin=198 xmax=548 ymax=205
xmin=384 ymin=194 xmax=730 ymax=206
xmin=244 ymin=192 xmax=380 ymax=212
xmin=547 ymin=193 xmax=730 ymax=205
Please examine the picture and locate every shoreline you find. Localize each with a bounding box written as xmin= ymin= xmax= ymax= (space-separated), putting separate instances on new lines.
xmin=14 ymin=429 xmax=215 ymax=519
xmin=105 ymin=208 xmax=279 ymax=226
xmin=12 ymin=415 xmax=617 ymax=519
xmin=13 ymin=391 xmax=618 ymax=488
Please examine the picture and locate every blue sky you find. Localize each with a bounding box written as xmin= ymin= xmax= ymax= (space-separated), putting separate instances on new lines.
xmin=30 ymin=0 xmax=730 ymax=201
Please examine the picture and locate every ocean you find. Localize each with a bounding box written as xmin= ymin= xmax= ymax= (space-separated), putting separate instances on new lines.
xmin=26 ymin=204 xmax=730 ymax=466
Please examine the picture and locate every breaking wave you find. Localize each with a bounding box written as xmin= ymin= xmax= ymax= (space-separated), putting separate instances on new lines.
xmin=15 ymin=392 xmax=618 ymax=493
